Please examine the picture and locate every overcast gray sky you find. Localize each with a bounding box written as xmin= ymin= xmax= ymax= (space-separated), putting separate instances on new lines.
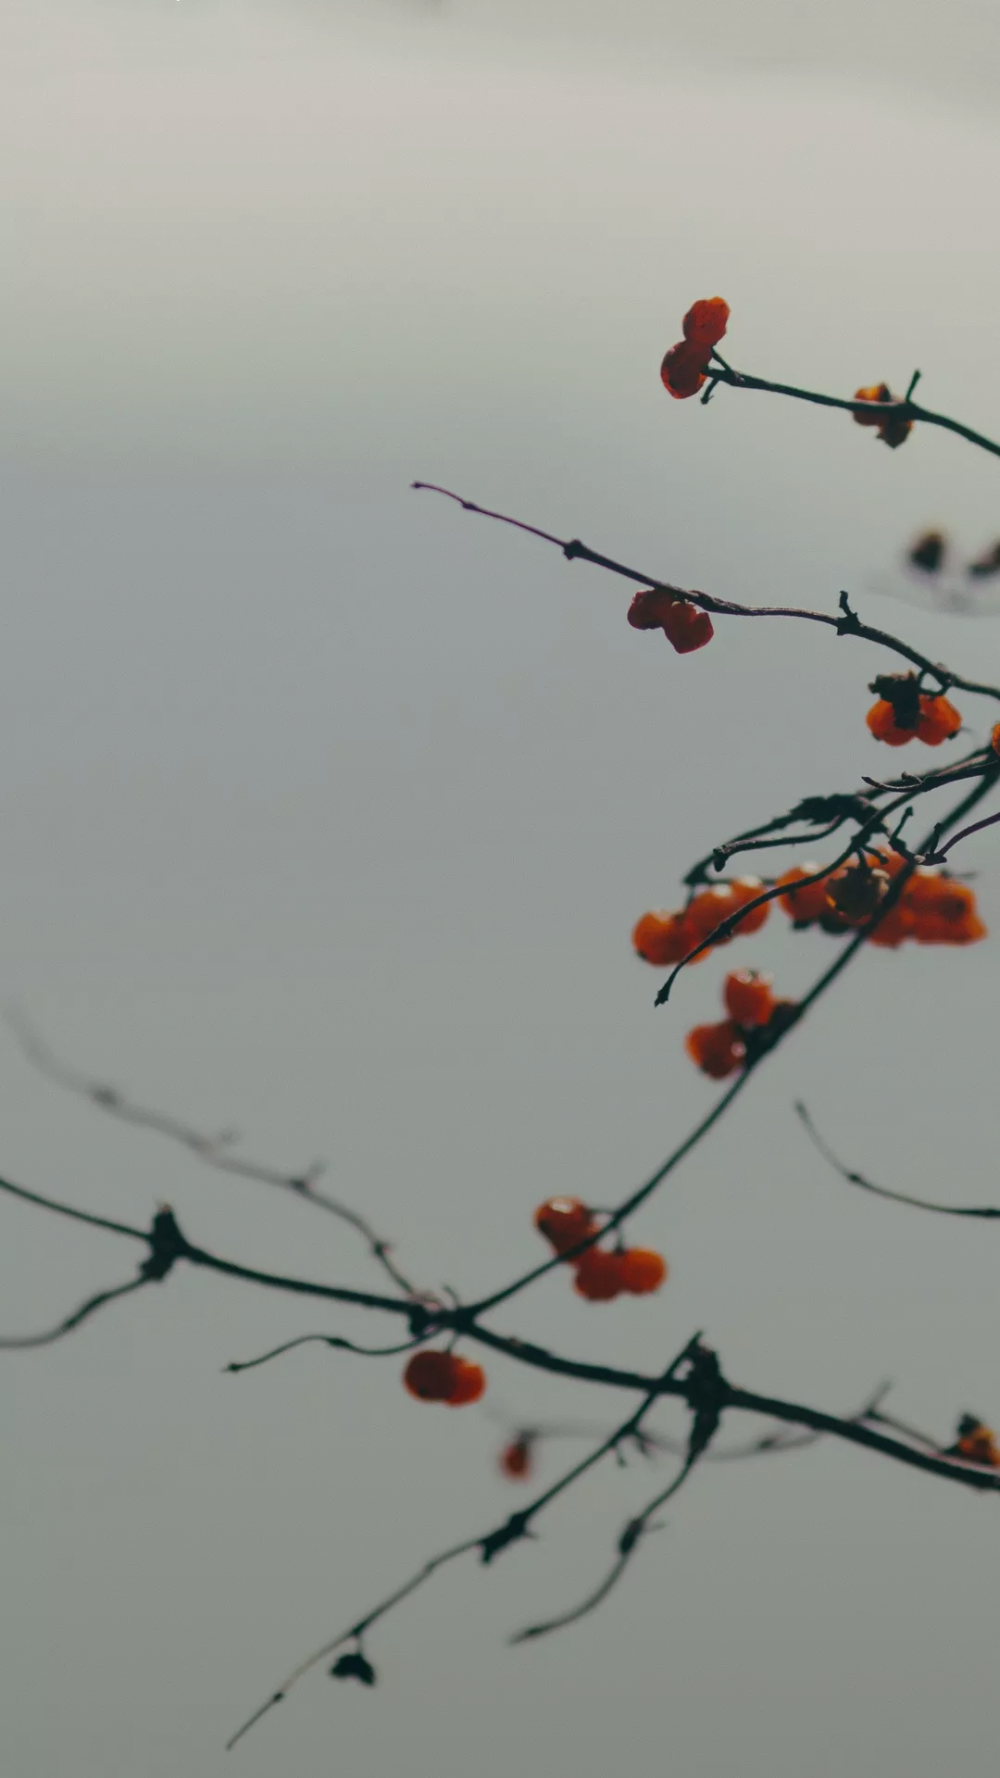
xmin=3 ymin=3 xmax=1000 ymax=1773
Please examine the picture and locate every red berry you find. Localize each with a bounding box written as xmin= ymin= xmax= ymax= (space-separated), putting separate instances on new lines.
xmin=573 ymin=1248 xmax=626 ymax=1301
xmin=631 ymin=909 xmax=700 ymax=967
xmin=627 ymin=586 xmax=681 ymax=630
xmin=660 ymin=339 xmax=709 ymax=400
xmin=992 ymin=722 xmax=1000 ymax=759
xmin=403 ymin=1350 xmax=460 ymax=1402
xmin=445 ymin=1358 xmax=487 ymax=1407
xmin=682 ymin=297 xmax=730 ymax=350
xmin=659 ymin=598 xmax=714 ymax=654
xmin=618 ymin=1248 xmax=668 ymax=1294
xmin=500 ymin=1438 xmax=533 ymax=1480
xmin=723 ymin=969 xmax=776 ymax=1027
xmin=534 ymin=1196 xmax=596 ymax=1255
xmin=684 ymin=1019 xmax=746 ymax=1079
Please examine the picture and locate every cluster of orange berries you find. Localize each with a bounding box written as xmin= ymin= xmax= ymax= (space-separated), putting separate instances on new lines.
xmin=632 ymin=877 xmax=769 ymax=968
xmin=685 ymin=969 xmax=795 ymax=1079
xmin=866 ymin=674 xmax=962 ymax=748
xmin=403 ymin=1348 xmax=486 ymax=1407
xmin=660 ymin=297 xmax=730 ymax=401
xmin=628 ymin=584 xmax=714 ymax=655
xmin=534 ymin=1197 xmax=667 ymax=1302
xmin=853 ymin=382 xmax=912 ymax=449
xmin=777 ymin=851 xmax=985 ymax=948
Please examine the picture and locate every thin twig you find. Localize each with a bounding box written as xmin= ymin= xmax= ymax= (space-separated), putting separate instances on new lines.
xmin=226 ymin=1334 xmax=704 ymax=1749
xmin=796 ymin=1102 xmax=1000 ymax=1220
xmin=0 ymin=1275 xmax=152 ymax=1350
xmin=7 ymin=1009 xmax=420 ymax=1298
xmin=412 ymin=485 xmax=1000 ymax=704
xmin=707 ymin=361 xmax=1000 ymax=465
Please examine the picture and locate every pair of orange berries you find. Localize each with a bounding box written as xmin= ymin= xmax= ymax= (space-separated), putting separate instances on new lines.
xmin=660 ymin=297 xmax=730 ymax=401
xmin=403 ymin=1348 xmax=486 ymax=1407
xmin=867 ymin=692 xmax=961 ymax=748
xmin=627 ymin=584 xmax=714 ymax=655
xmin=632 ymin=878 xmax=769 ymax=969
xmin=533 ymin=1197 xmax=668 ymax=1302
xmin=684 ymin=969 xmax=793 ymax=1079
xmin=853 ymin=382 xmax=912 ymax=449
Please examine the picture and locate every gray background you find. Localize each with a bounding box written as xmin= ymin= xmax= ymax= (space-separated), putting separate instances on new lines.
xmin=2 ymin=2 xmax=1000 ymax=1772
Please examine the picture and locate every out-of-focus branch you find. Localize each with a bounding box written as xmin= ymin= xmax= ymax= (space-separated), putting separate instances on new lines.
xmin=796 ymin=1102 xmax=1000 ymax=1220
xmin=226 ymin=1334 xmax=705 ymax=1750
xmin=7 ymin=1010 xmax=420 ymax=1297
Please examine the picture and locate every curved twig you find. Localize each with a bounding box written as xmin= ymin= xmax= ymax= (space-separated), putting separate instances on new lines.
xmin=0 ymin=1275 xmax=152 ymax=1350
xmin=7 ymin=1009 xmax=420 ymax=1298
xmin=412 ymin=484 xmax=1000 ymax=704
xmin=796 ymin=1101 xmax=1000 ymax=1220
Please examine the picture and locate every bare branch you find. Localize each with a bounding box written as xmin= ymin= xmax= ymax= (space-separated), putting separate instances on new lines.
xmin=7 ymin=1009 xmax=420 ymax=1297
xmin=227 ymin=1334 xmax=705 ymax=1749
xmin=412 ymin=484 xmax=1000 ymax=704
xmin=707 ymin=359 xmax=1000 ymax=465
xmin=796 ymin=1102 xmax=1000 ymax=1220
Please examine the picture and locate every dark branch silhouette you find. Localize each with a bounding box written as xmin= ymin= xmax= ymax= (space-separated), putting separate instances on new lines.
xmin=796 ymin=1102 xmax=1000 ymax=1220
xmin=706 ymin=357 xmax=1000 ymax=465
xmin=7 ymin=1009 xmax=421 ymax=1298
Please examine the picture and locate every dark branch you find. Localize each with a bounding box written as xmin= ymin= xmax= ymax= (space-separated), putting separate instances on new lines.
xmin=412 ymin=484 xmax=1000 ymax=705
xmin=796 ymin=1102 xmax=1000 ymax=1220
xmin=8 ymin=1010 xmax=420 ymax=1298
xmin=707 ymin=360 xmax=1000 ymax=465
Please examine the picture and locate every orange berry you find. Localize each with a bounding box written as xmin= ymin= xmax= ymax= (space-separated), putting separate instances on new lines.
xmin=866 ymin=698 xmax=917 ymax=746
xmin=992 ymin=722 xmax=1000 ymax=759
xmin=776 ymin=864 xmax=835 ymax=925
xmin=956 ymin=1425 xmax=1000 ymax=1466
xmin=534 ymin=1196 xmax=596 ymax=1255
xmin=866 ymin=899 xmax=914 ymax=948
xmin=659 ymin=597 xmax=714 ymax=654
xmin=445 ymin=1358 xmax=486 ymax=1407
xmin=905 ymin=873 xmax=986 ymax=945
xmin=686 ymin=887 xmax=738 ymax=947
xmin=915 ymin=694 xmax=961 ymax=745
xmin=631 ymin=909 xmax=700 ymax=967
xmin=682 ymin=297 xmax=730 ymax=350
xmin=727 ymin=875 xmax=771 ymax=934
xmin=403 ymin=1350 xmax=461 ymax=1402
xmin=660 ymin=339 xmax=709 ymax=399
xmin=573 ymin=1248 xmax=626 ymax=1301
xmin=627 ymin=586 xmax=680 ymax=630
xmin=500 ymin=1437 xmax=533 ymax=1480
xmin=853 ymin=383 xmax=891 ymax=427
xmin=723 ymin=969 xmax=776 ymax=1027
xmin=853 ymin=385 xmax=911 ymax=447
xmin=618 ymin=1247 xmax=668 ymax=1294
xmin=684 ymin=1019 xmax=746 ymax=1079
